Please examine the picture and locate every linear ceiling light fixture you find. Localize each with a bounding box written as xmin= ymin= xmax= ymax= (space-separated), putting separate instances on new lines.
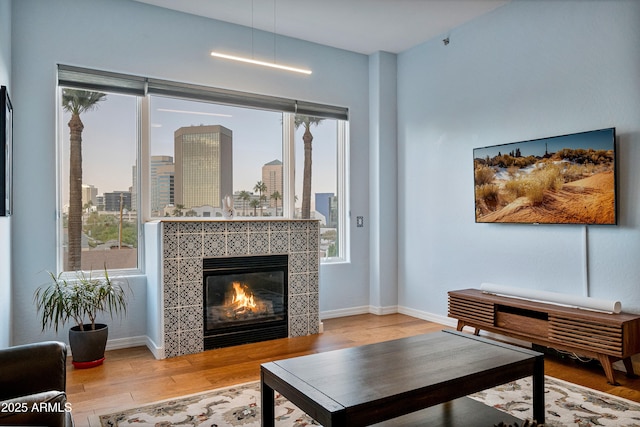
xmin=210 ymin=0 xmax=311 ymax=75
xmin=210 ymin=52 xmax=312 ymax=75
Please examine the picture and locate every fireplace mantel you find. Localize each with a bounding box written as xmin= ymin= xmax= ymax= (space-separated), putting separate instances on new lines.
xmin=157 ymin=219 xmax=320 ymax=358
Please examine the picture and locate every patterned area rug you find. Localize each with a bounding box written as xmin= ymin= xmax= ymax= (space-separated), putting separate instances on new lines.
xmin=95 ymin=376 xmax=640 ymax=426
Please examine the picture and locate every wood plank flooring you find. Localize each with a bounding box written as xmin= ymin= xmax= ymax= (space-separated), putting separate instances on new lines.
xmin=66 ymin=314 xmax=640 ymax=426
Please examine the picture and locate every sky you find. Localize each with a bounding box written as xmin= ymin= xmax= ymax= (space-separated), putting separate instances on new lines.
xmin=473 ymin=128 xmax=615 ymax=160
xmin=60 ymin=92 xmax=338 ymax=206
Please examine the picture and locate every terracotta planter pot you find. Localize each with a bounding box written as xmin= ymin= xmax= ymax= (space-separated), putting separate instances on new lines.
xmin=69 ymin=323 xmax=108 ymax=368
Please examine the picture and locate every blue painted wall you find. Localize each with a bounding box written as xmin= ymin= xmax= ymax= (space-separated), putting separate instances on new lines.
xmin=398 ymin=0 xmax=640 ymax=316
xmin=0 ymin=0 xmax=11 ymax=348
xmin=9 ymin=0 xmax=639 ymax=348
xmin=10 ymin=0 xmax=370 ymax=346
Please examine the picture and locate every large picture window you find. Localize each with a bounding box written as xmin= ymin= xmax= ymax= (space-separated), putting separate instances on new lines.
xmin=57 ymin=65 xmax=349 ymax=273
xmin=58 ymin=88 xmax=139 ymax=272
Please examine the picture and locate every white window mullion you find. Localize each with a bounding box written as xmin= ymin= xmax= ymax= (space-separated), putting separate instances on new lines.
xmin=282 ymin=113 xmax=296 ymax=218
xmin=336 ymin=120 xmax=349 ymax=262
xmin=140 ymin=96 xmax=150 ymax=222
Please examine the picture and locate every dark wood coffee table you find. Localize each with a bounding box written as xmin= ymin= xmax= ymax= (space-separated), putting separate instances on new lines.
xmin=261 ymin=330 xmax=544 ymax=426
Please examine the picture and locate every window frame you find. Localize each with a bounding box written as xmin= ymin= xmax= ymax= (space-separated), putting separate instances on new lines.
xmin=57 ymin=64 xmax=350 ymax=273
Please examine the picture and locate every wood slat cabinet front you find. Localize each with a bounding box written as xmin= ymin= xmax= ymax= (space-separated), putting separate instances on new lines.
xmin=448 ymin=288 xmax=640 ymax=385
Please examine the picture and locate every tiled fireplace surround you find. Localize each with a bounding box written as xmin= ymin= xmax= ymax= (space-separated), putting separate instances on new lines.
xmin=161 ymin=219 xmax=320 ymax=358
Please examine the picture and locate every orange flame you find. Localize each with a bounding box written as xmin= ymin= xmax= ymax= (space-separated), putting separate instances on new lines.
xmin=232 ymin=282 xmax=256 ymax=309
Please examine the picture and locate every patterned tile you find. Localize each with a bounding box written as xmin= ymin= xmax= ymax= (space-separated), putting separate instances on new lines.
xmin=308 ymin=317 xmax=320 ymax=335
xmin=163 ymin=259 xmax=179 ymax=287
xmin=162 ymin=220 xmax=320 ymax=358
xmin=179 ymin=233 xmax=202 ymax=258
xmin=163 ymin=222 xmax=179 ymax=235
xmin=164 ymin=282 xmax=180 ymax=309
xmin=181 ymin=280 xmax=202 ymax=306
xmin=249 ymin=221 xmax=269 ymax=232
xmin=289 ymin=315 xmax=309 ymax=337
xmin=308 ymin=252 xmax=319 ymax=272
xmin=164 ymin=333 xmax=180 ymax=358
xmin=226 ymin=222 xmax=248 ymax=233
xmin=308 ymin=272 xmax=319 ymax=293
xmin=179 ymin=222 xmax=202 ymax=234
xmin=289 ymin=252 xmax=308 ymax=274
xmin=180 ymin=258 xmax=202 ymax=282
xmin=164 ymin=308 xmax=180 ymax=333
xmin=290 ymin=231 xmax=308 ymax=252
xmin=290 ymin=294 xmax=309 ymax=315
xmin=180 ymin=329 xmax=204 ymax=355
xmin=269 ymin=221 xmax=289 ymax=232
xmin=308 ymin=228 xmax=319 ymax=250
xmin=290 ymin=221 xmax=309 ymax=232
xmin=289 ymin=273 xmax=309 ymax=295
xmin=270 ymin=232 xmax=289 ymax=253
xmin=227 ymin=232 xmax=248 ymax=255
xmin=203 ymin=222 xmax=226 ymax=234
xmin=180 ymin=305 xmax=203 ymax=330
xmin=203 ymin=233 xmax=226 ymax=257
xmin=308 ymin=293 xmax=319 ymax=315
xmin=248 ymin=232 xmax=269 ymax=255
xmin=163 ymin=237 xmax=179 ymax=259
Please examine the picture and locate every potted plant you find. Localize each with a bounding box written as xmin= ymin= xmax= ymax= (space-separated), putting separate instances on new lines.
xmin=34 ymin=268 xmax=129 ymax=368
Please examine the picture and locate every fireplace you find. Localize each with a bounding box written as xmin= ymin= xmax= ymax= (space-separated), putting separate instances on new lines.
xmin=203 ymin=254 xmax=288 ymax=349
xmin=158 ymin=220 xmax=319 ymax=359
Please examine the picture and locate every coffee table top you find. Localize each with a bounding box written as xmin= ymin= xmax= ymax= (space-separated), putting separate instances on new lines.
xmin=261 ymin=330 xmax=543 ymax=425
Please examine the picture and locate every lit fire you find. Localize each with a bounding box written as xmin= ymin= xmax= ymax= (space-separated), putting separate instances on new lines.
xmin=231 ymin=282 xmax=256 ymax=310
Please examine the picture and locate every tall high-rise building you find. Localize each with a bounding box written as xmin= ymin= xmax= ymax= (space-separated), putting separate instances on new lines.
xmin=81 ymin=184 xmax=98 ymax=207
xmin=262 ymin=159 xmax=283 ymax=208
xmin=174 ymin=125 xmax=232 ymax=209
xmin=150 ymin=155 xmax=175 ymax=214
xmin=315 ymin=193 xmax=336 ymax=226
xmin=104 ymin=191 xmax=132 ymax=212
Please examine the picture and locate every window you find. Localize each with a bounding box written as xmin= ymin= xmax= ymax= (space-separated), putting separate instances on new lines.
xmin=57 ymin=65 xmax=349 ymax=272
xmin=148 ymin=97 xmax=284 ymax=218
xmin=58 ymin=89 xmax=139 ymax=272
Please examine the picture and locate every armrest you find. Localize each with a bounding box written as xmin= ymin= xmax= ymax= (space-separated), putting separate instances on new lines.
xmin=0 ymin=341 xmax=68 ymax=400
xmin=0 ymin=391 xmax=71 ymax=427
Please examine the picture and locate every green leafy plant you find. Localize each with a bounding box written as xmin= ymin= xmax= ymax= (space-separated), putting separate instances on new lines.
xmin=34 ymin=268 xmax=129 ymax=332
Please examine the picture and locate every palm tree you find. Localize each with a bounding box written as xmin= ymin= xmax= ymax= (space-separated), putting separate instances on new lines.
xmin=238 ymin=190 xmax=251 ymax=216
xmin=254 ymin=181 xmax=267 ymax=216
xmin=62 ymin=89 xmax=107 ymax=271
xmin=294 ymin=115 xmax=323 ymax=218
xmin=172 ymin=204 xmax=185 ymax=217
xmin=271 ymin=191 xmax=282 ymax=216
xmin=249 ymin=198 xmax=260 ymax=217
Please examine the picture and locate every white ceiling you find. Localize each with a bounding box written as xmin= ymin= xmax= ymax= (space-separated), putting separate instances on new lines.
xmin=133 ymin=0 xmax=509 ymax=55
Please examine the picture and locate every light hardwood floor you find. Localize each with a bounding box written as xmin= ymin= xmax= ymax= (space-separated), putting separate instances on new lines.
xmin=66 ymin=314 xmax=640 ymax=426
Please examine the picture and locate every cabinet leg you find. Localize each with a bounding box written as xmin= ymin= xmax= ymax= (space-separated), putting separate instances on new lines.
xmin=623 ymin=357 xmax=639 ymax=379
xmin=455 ymin=320 xmax=481 ymax=335
xmin=597 ymin=354 xmax=620 ymax=386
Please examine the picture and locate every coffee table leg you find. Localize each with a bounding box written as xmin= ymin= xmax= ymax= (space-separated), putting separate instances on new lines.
xmin=261 ymin=372 xmax=275 ymax=427
xmin=532 ymin=357 xmax=545 ymax=424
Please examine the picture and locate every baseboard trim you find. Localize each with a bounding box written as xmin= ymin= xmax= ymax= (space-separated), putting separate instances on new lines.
xmin=94 ymin=307 xmax=454 ymax=356
xmin=369 ymin=305 xmax=399 ymax=315
xmin=320 ymin=305 xmax=453 ymax=328
xmin=320 ymin=306 xmax=371 ymax=319
xmin=106 ymin=335 xmax=148 ymax=351
xmin=397 ymin=306 xmax=457 ymax=328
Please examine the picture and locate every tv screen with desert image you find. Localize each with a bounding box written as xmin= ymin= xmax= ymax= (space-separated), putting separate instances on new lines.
xmin=474 ymin=128 xmax=616 ymax=225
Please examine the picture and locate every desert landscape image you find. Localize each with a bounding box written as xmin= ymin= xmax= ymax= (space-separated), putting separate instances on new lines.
xmin=474 ymin=129 xmax=616 ymax=224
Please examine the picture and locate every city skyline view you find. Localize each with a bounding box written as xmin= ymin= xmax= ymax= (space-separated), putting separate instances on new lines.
xmin=60 ymin=91 xmax=338 ymax=212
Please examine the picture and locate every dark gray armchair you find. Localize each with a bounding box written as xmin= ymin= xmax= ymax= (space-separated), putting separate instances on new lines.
xmin=0 ymin=341 xmax=74 ymax=426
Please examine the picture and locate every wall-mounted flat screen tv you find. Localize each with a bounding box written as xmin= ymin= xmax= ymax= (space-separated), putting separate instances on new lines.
xmin=473 ymin=128 xmax=616 ymax=225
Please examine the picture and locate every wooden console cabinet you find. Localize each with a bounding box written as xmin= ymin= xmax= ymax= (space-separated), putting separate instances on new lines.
xmin=448 ymin=288 xmax=640 ymax=385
